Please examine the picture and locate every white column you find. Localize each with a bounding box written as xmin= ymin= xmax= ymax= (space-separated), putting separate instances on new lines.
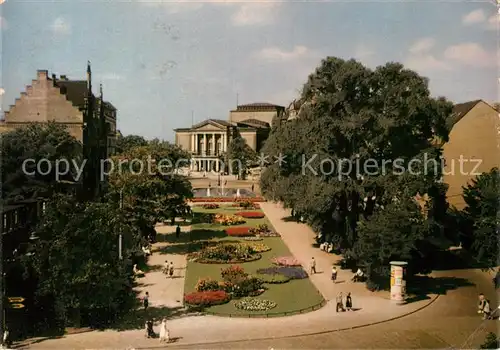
xmin=204 ymin=134 xmax=207 ymax=155
xmin=191 ymin=134 xmax=195 ymax=152
xmin=212 ymin=133 xmax=215 ymax=155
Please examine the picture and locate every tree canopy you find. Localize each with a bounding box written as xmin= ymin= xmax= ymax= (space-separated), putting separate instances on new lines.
xmin=25 ymin=194 xmax=138 ymax=327
xmin=115 ymin=134 xmax=148 ymax=154
xmin=1 ymin=123 xmax=82 ymax=203
xmin=459 ymin=167 xmax=499 ymax=268
xmin=226 ymin=134 xmax=257 ymax=179
xmin=260 ymin=57 xmax=453 ymax=286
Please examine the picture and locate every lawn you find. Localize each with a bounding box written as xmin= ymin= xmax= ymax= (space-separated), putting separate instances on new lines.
xmin=184 ymin=205 xmax=325 ymax=316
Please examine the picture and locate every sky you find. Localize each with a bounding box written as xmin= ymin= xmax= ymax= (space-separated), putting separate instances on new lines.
xmin=1 ymin=0 xmax=497 ymax=141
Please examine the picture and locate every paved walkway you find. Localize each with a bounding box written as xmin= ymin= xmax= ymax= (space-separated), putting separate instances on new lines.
xmin=19 ymin=202 xmax=444 ymax=349
xmin=134 ymin=223 xmax=190 ymax=309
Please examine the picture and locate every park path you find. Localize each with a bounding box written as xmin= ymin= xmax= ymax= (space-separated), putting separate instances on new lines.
xmin=134 ymin=223 xmax=190 ymax=309
xmin=259 ymin=201 xmax=375 ymax=301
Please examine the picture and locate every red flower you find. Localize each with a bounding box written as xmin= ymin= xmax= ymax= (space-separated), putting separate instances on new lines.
xmin=235 ymin=211 xmax=265 ymax=219
xmin=225 ymin=227 xmax=253 ymax=236
xmin=184 ymin=290 xmax=231 ymax=306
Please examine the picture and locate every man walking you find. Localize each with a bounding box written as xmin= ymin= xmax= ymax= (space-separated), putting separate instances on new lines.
xmin=143 ymin=292 xmax=149 ymax=311
xmin=309 ymin=257 xmax=317 ymax=274
xmin=175 ymin=225 xmax=181 ymax=239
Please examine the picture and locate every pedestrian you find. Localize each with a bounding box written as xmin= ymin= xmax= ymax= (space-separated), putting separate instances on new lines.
xmin=346 ymin=292 xmax=353 ymax=311
xmin=169 ymin=262 xmax=175 ymax=278
xmin=478 ymin=293 xmax=491 ymax=320
xmin=331 ymin=266 xmax=338 ymax=283
xmin=336 ymin=292 xmax=345 ymax=312
xmin=251 ymin=184 xmax=255 ymax=192
xmin=309 ymin=257 xmax=317 ymax=274
xmin=159 ymin=318 xmax=169 ymax=343
xmin=175 ymin=225 xmax=181 ymax=239
xmin=143 ymin=292 xmax=149 ymax=311
xmin=163 ymin=261 xmax=169 ymax=274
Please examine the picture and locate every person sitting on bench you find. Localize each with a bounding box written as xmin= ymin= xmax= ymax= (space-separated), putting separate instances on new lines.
xmin=352 ymin=268 xmax=364 ymax=282
xmin=142 ymin=245 xmax=151 ymax=256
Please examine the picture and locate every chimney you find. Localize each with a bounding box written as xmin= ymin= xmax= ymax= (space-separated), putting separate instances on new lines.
xmin=37 ymin=70 xmax=48 ymax=80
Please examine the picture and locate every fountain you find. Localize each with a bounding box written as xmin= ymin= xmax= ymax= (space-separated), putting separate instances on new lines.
xmin=207 ymin=188 xmax=211 ymax=197
xmin=236 ymin=188 xmax=241 ymax=197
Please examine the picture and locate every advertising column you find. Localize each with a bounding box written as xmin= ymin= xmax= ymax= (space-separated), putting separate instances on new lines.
xmin=390 ymin=261 xmax=407 ymax=304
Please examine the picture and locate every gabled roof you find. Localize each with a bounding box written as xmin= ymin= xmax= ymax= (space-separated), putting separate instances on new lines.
xmin=55 ymin=80 xmax=88 ymax=108
xmin=447 ymin=100 xmax=482 ymax=129
xmin=237 ymin=119 xmax=270 ymax=128
xmin=189 ymin=118 xmax=234 ymax=130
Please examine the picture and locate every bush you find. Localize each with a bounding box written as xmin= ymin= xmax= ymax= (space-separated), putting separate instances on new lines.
xmin=235 ymin=200 xmax=259 ymax=209
xmin=255 ymin=273 xmax=291 ymax=284
xmin=226 ymin=227 xmax=253 ymax=237
xmin=184 ymin=290 xmax=231 ymax=307
xmin=213 ymin=214 xmax=246 ymax=225
xmin=243 ymin=242 xmax=271 ymax=253
xmin=221 ymin=265 xmax=248 ymax=283
xmin=236 ymin=211 xmax=265 ymax=219
xmin=257 ymin=266 xmax=308 ymax=279
xmin=195 ymin=278 xmax=220 ymax=292
xmin=271 ymin=256 xmax=302 ymax=267
xmin=202 ymin=203 xmax=219 ymax=209
xmin=191 ymin=243 xmax=261 ymax=263
xmin=235 ymin=298 xmax=277 ymax=311
xmin=233 ymin=277 xmax=264 ymax=297
xmin=249 ymin=224 xmax=280 ymax=237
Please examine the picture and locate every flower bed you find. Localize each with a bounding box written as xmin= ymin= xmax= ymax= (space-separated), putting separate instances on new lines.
xmin=195 ymin=278 xmax=221 ymax=292
xmin=248 ymin=224 xmax=280 ymax=237
xmin=213 ymin=214 xmax=246 ymax=226
xmin=244 ymin=236 xmax=263 ymax=241
xmin=254 ymin=273 xmax=291 ymax=284
xmin=243 ymin=242 xmax=271 ymax=253
xmin=184 ymin=290 xmax=231 ymax=307
xmin=190 ymin=243 xmax=261 ymax=264
xmin=220 ymin=266 xmax=264 ymax=297
xmin=201 ymin=203 xmax=219 ymax=209
xmin=271 ymin=256 xmax=302 ymax=267
xmin=236 ymin=211 xmax=265 ymax=219
xmin=233 ymin=200 xmax=260 ymax=209
xmin=225 ymin=227 xmax=253 ymax=237
xmin=191 ymin=197 xmax=266 ymax=203
xmin=257 ymin=266 xmax=308 ymax=280
xmin=235 ymin=298 xmax=277 ymax=311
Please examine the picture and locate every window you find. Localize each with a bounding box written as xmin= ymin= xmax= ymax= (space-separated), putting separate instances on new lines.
xmin=3 ymin=214 xmax=7 ymax=231
xmin=14 ymin=210 xmax=18 ymax=225
xmin=42 ymin=202 xmax=46 ymax=214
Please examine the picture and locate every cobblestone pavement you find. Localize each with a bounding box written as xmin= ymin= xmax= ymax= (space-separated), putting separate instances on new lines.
xmin=18 ymin=203 xmax=498 ymax=349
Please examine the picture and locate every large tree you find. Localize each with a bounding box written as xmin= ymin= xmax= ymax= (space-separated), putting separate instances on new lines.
xmin=226 ymin=135 xmax=257 ymax=179
xmin=108 ymin=141 xmax=193 ymax=237
xmin=458 ymin=167 xmax=499 ymax=268
xmin=260 ymin=57 xmax=453 ymax=285
xmin=115 ymin=134 xmax=148 ymax=154
xmin=25 ymin=194 xmax=139 ymax=328
xmin=1 ymin=123 xmax=82 ymax=203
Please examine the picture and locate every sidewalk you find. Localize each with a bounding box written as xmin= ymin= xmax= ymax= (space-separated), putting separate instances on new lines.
xmin=259 ymin=202 xmax=372 ymax=301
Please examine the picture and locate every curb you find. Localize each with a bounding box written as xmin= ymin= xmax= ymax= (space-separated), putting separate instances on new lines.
xmin=135 ymin=293 xmax=440 ymax=349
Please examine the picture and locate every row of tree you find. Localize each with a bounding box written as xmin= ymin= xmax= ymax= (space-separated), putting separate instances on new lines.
xmin=2 ymin=125 xmax=193 ymax=332
xmin=259 ymin=57 xmax=498 ymax=288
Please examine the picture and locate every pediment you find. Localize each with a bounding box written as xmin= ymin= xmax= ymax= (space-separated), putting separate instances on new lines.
xmin=191 ymin=120 xmax=227 ymax=131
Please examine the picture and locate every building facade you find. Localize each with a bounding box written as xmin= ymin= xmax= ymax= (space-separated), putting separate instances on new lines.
xmin=442 ymin=100 xmax=500 ymax=209
xmin=0 ymin=69 xmax=117 ymax=156
xmin=175 ymin=103 xmax=283 ymax=171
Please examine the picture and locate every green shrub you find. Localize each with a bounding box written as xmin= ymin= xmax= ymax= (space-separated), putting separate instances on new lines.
xmin=255 ymin=273 xmax=290 ymax=284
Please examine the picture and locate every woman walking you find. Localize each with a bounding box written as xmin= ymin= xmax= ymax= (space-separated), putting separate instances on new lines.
xmin=143 ymin=292 xmax=149 ymax=311
xmin=159 ymin=318 xmax=170 ymax=343
xmin=346 ymin=292 xmax=353 ymax=311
